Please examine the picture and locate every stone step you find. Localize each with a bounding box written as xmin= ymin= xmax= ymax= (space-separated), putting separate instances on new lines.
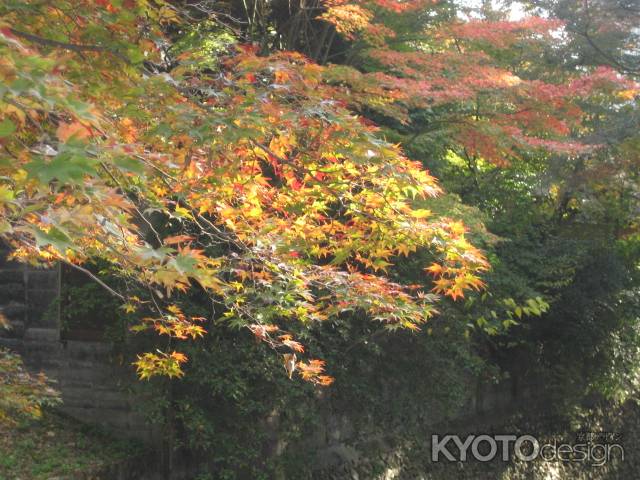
xmin=23 ymin=327 xmax=59 ymax=342
xmin=63 ymin=340 xmax=113 ymax=357
xmin=21 ymin=340 xmax=63 ymax=360
xmin=46 ymin=365 xmax=120 ymax=385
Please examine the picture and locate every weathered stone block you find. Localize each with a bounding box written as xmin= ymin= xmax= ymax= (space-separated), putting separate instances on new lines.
xmin=0 ymin=282 xmax=25 ymax=302
xmin=0 ymin=268 xmax=25 ymax=283
xmin=64 ymin=340 xmax=113 ymax=359
xmin=26 ymin=269 xmax=60 ymax=290
xmin=24 ymin=327 xmax=60 ymax=342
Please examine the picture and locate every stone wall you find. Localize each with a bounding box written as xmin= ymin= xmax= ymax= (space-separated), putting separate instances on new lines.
xmin=2 ymin=250 xmax=624 ymax=480
xmin=0 ymin=250 xmax=155 ymax=442
xmin=0 ymin=250 xmax=531 ymax=479
xmin=308 ymin=378 xmax=534 ymax=479
xmin=0 ymin=246 xmax=59 ymax=335
xmin=309 ymin=398 xmax=635 ymax=480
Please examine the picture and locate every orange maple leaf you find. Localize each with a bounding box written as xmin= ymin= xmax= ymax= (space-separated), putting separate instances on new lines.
xmin=56 ymin=121 xmax=92 ymax=142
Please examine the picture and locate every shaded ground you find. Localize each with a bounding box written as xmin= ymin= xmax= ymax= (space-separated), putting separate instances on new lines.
xmin=0 ymin=412 xmax=146 ymax=480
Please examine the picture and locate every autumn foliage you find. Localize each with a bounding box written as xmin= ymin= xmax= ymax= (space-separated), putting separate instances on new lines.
xmin=0 ymin=0 xmax=635 ymax=384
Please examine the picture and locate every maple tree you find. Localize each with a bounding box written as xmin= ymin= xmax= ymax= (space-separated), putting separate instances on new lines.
xmin=0 ymin=0 xmax=639 ymax=478
xmin=0 ymin=0 xmax=636 ymax=387
xmin=530 ymin=0 xmax=640 ymax=76
xmin=321 ymin=5 xmax=637 ymax=167
xmin=0 ymin=0 xmax=490 ymax=384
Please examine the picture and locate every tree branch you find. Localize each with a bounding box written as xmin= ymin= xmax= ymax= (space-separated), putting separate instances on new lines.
xmin=8 ymin=28 xmax=131 ymax=64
